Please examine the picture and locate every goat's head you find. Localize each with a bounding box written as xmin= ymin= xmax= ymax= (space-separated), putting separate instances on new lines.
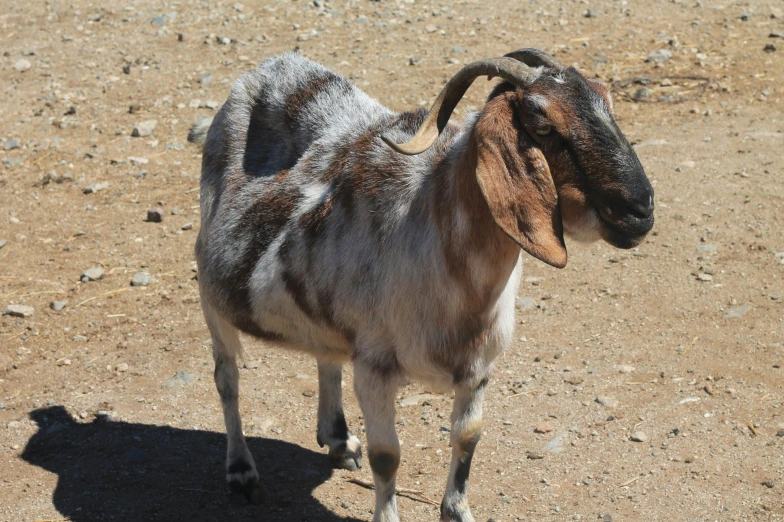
xmin=383 ymin=49 xmax=654 ymax=268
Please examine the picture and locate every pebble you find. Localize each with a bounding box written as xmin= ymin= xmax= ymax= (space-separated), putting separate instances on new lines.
xmin=776 ymin=429 xmax=784 ymax=437
xmin=596 ymin=396 xmax=618 ymax=408
xmin=83 ymin=181 xmax=109 ymax=194
xmin=535 ymin=421 xmax=555 ymax=434
xmin=3 ymin=139 xmax=21 ymax=150
xmin=409 ymin=55 xmax=423 ymax=65
xmin=633 ymin=87 xmax=650 ymax=102
xmin=684 ymin=455 xmax=696 ymax=463
xmin=132 ymin=120 xmax=158 ymax=137
xmin=57 ymin=358 xmax=72 ymax=366
xmin=81 ymin=267 xmax=105 ymax=282
xmin=696 ymin=273 xmax=713 ymax=281
xmin=73 ymin=335 xmax=87 ymax=342
xmin=630 ymin=431 xmax=648 ymax=442
xmin=181 ymin=222 xmax=193 ymax=231
xmin=244 ymin=361 xmax=260 ymax=369
xmin=163 ymin=370 xmax=196 ymax=388
xmin=542 ymin=432 xmax=569 ymax=454
xmin=13 ymin=59 xmax=32 ymax=72
xmin=128 ymin=156 xmax=149 ymax=166
xmin=400 ymin=393 xmax=438 ymax=406
xmin=115 ymin=363 xmax=129 ymax=372
xmin=646 ymin=49 xmax=672 ymax=64
xmin=0 ymin=239 xmax=6 ymax=249
xmin=147 ymin=208 xmax=164 ymax=222
xmin=723 ymin=305 xmax=751 ymax=319
xmin=131 ymin=272 xmax=155 ymax=287
xmin=602 ymin=516 xmax=613 ymax=522
xmin=616 ymin=364 xmax=635 ymax=374
xmin=198 ymin=72 xmax=213 ymax=84
xmin=151 ymin=15 xmax=166 ymax=26
xmin=4 ymin=304 xmax=34 ymax=318
xmin=516 ymin=296 xmax=536 ymax=311
xmin=761 ymin=481 xmax=775 ymax=489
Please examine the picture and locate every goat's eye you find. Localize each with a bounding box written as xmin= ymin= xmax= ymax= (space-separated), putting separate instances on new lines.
xmin=535 ymin=126 xmax=552 ymax=136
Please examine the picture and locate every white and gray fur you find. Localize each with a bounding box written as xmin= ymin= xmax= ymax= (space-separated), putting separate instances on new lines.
xmin=190 ymin=52 xmax=652 ymax=522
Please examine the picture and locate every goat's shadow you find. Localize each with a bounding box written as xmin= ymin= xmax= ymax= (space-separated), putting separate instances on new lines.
xmin=22 ymin=406 xmax=364 ymax=522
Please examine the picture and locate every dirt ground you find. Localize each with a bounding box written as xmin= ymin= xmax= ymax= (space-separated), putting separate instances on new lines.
xmin=1 ymin=0 xmax=783 ymax=520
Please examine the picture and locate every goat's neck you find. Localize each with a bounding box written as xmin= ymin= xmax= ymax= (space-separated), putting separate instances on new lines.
xmin=432 ymin=127 xmax=521 ymax=303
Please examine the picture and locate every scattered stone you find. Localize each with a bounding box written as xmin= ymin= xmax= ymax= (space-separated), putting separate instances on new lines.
xmin=776 ymin=429 xmax=784 ymax=437
xmin=425 ymin=24 xmax=437 ymax=33
xmin=302 ymin=390 xmax=315 ymax=397
xmin=244 ymin=361 xmax=260 ymax=369
xmin=596 ymin=396 xmax=618 ymax=408
xmin=146 ymin=208 xmax=164 ymax=223
xmin=201 ymin=100 xmax=219 ymax=110
xmin=526 ymin=450 xmax=545 ymax=460
xmin=764 ymin=44 xmax=776 ymax=53
xmin=535 ymin=421 xmax=555 ymax=434
xmin=616 ymin=364 xmax=635 ymax=374
xmin=584 ymin=9 xmax=601 ymax=17
xmin=684 ymin=455 xmax=696 ymax=463
xmin=517 ymin=296 xmax=536 ymax=311
xmin=115 ymin=363 xmax=129 ymax=372
xmin=151 ymin=15 xmax=167 ymax=26
xmin=132 ymin=120 xmax=158 ymax=137
xmin=163 ymin=370 xmax=196 ymax=388
xmin=198 ymin=72 xmax=213 ymax=84
xmin=697 ymin=244 xmax=717 ymax=253
xmin=646 ymin=49 xmax=672 ymax=64
xmin=409 ymin=55 xmax=423 ymax=65
xmin=761 ymin=481 xmax=775 ymax=489
xmin=131 ymin=272 xmax=155 ymax=287
xmin=129 ymin=103 xmax=142 ymax=114
xmin=602 ymin=515 xmax=613 ymax=522
xmin=633 ymin=87 xmax=650 ymax=102
xmin=0 ymin=239 xmax=6 ymax=249
xmin=83 ymin=181 xmax=109 ymax=194
xmin=696 ymin=273 xmax=713 ymax=281
xmin=73 ymin=335 xmax=88 ymax=343
xmin=704 ymin=383 xmax=714 ymax=396
xmin=50 ymin=301 xmax=67 ymax=311
xmin=13 ymin=59 xmax=32 ymax=72
xmin=128 ymin=156 xmax=149 ymax=166
xmin=4 ymin=304 xmax=34 ymax=318
xmin=770 ymin=30 xmax=784 ymax=38
xmin=181 ymin=222 xmax=193 ymax=231
xmin=57 ymin=359 xmax=72 ymax=366
xmin=3 ymin=139 xmax=21 ymax=150
xmin=542 ymin=432 xmax=569 ymax=454
xmin=630 ymin=431 xmax=648 ymax=442
xmin=724 ymin=305 xmax=751 ymax=319
xmin=2 ymin=158 xmax=20 ymax=167
xmin=81 ymin=267 xmax=105 ymax=282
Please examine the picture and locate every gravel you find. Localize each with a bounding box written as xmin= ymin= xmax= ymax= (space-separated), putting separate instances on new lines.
xmin=3 ymin=139 xmax=21 ymax=150
xmin=147 ymin=208 xmax=164 ymax=222
xmin=630 ymin=431 xmax=648 ymax=442
xmin=50 ymin=301 xmax=67 ymax=311
xmin=13 ymin=59 xmax=32 ymax=72
xmin=83 ymin=181 xmax=109 ymax=194
xmin=131 ymin=272 xmax=155 ymax=287
xmin=132 ymin=120 xmax=157 ymax=137
xmin=596 ymin=396 xmax=619 ymax=408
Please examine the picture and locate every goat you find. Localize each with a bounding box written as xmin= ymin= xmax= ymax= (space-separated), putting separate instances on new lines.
xmin=188 ymin=49 xmax=654 ymax=522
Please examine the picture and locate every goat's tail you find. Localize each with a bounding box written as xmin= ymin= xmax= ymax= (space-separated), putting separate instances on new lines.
xmin=187 ymin=117 xmax=214 ymax=149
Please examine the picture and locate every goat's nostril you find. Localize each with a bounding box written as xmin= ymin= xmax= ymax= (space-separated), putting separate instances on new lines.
xmin=627 ymin=197 xmax=654 ymax=218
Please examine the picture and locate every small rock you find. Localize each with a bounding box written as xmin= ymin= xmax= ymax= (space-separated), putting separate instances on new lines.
xmin=776 ymin=429 xmax=784 ymax=437
xmin=630 ymin=431 xmax=648 ymax=442
xmin=4 ymin=304 xmax=34 ymax=318
xmin=770 ymin=30 xmax=784 ymax=38
xmin=57 ymin=359 xmax=71 ymax=366
xmin=198 ymin=72 xmax=213 ymax=84
xmin=128 ymin=156 xmax=149 ymax=166
xmin=684 ymin=455 xmax=696 ymax=463
xmin=131 ymin=272 xmax=155 ymax=287
xmin=73 ymin=335 xmax=88 ymax=342
xmin=696 ymin=273 xmax=713 ymax=281
xmin=151 ymin=15 xmax=166 ymax=26
xmin=302 ymin=390 xmax=315 ymax=397
xmin=535 ymin=421 xmax=555 ymax=434
xmin=616 ymin=364 xmax=635 ymax=374
xmin=81 ymin=267 xmax=105 ymax=282
xmin=115 ymin=363 xmax=129 ymax=372
xmin=516 ymin=296 xmax=536 ymax=311
xmin=13 ymin=59 xmax=32 ymax=72
xmin=147 ymin=208 xmax=164 ymax=223
xmin=129 ymin=103 xmax=142 ymax=114
xmin=181 ymin=222 xmax=193 ymax=231
xmin=602 ymin=516 xmax=613 ymax=522
xmin=244 ymin=361 xmax=259 ymax=369
xmin=596 ymin=396 xmax=618 ymax=408
xmin=400 ymin=393 xmax=438 ymax=407
xmin=3 ymin=139 xmax=21 ymax=150
xmin=542 ymin=432 xmax=569 ymax=454
xmin=0 ymin=239 xmax=6 ymax=249
xmin=724 ymin=305 xmax=751 ymax=319
xmin=409 ymin=55 xmax=423 ymax=65
xmin=132 ymin=120 xmax=158 ymax=138
xmin=83 ymin=181 xmax=109 ymax=194
xmin=761 ymin=481 xmax=775 ymax=489
xmin=764 ymin=44 xmax=776 ymax=53
xmin=425 ymin=24 xmax=437 ymax=33
xmin=646 ymin=49 xmax=672 ymax=64
xmin=633 ymin=87 xmax=650 ymax=102
xmin=50 ymin=301 xmax=67 ymax=311
xmin=163 ymin=370 xmax=196 ymax=388
xmin=526 ymin=450 xmax=545 ymax=460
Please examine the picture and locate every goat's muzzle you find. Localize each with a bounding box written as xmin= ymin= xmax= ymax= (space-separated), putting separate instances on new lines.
xmin=595 ymin=178 xmax=655 ymax=249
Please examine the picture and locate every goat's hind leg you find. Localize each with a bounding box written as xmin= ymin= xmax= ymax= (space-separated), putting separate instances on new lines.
xmin=316 ymin=359 xmax=362 ymax=470
xmin=203 ymin=301 xmax=262 ymax=503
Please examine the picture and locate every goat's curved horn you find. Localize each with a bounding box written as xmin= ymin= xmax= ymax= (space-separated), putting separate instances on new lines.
xmin=382 ymin=57 xmax=540 ymax=155
xmin=504 ymin=48 xmax=564 ymax=72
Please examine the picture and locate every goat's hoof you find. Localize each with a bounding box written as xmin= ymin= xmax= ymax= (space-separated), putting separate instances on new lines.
xmin=329 ymin=433 xmax=362 ymax=470
xmin=227 ymin=459 xmax=264 ymax=504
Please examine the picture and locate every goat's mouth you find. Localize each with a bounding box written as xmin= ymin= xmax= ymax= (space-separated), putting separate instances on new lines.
xmin=596 ymin=206 xmax=653 ymax=249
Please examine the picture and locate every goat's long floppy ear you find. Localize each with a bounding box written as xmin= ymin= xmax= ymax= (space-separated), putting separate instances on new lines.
xmin=472 ymin=93 xmax=567 ymax=268
xmin=587 ymin=78 xmax=615 ymax=115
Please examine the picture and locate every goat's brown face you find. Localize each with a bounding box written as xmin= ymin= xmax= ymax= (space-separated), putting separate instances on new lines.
xmin=512 ymin=69 xmax=655 ymax=250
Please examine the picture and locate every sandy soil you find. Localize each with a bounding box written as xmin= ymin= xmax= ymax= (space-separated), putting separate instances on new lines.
xmin=1 ymin=0 xmax=783 ymax=520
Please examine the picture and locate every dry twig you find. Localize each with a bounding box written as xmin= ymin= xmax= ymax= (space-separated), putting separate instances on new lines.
xmin=77 ymin=287 xmax=128 ymax=306
xmin=347 ymin=478 xmax=440 ymax=507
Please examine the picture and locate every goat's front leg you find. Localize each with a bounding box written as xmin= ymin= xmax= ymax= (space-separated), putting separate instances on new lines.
xmin=316 ymin=359 xmax=362 ymax=470
xmin=354 ymin=361 xmax=401 ymax=522
xmin=440 ymin=377 xmax=488 ymax=522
